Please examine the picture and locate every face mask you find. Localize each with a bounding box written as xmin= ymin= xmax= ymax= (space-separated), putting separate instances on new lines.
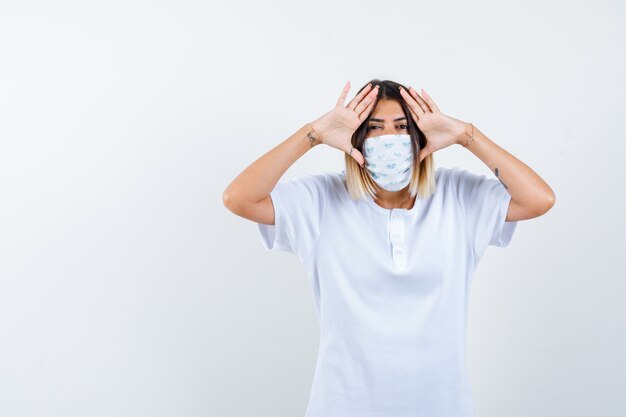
xmin=363 ymin=133 xmax=413 ymax=192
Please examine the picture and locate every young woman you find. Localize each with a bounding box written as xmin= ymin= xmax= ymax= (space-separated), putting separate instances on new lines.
xmin=223 ymin=79 xmax=555 ymax=417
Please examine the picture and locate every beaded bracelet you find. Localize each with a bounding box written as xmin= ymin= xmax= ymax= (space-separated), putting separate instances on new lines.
xmin=463 ymin=123 xmax=475 ymax=147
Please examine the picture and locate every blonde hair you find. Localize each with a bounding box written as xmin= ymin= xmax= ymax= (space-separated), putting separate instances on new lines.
xmin=343 ymin=79 xmax=437 ymax=201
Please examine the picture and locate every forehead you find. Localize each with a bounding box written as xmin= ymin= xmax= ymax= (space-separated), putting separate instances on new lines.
xmin=369 ymin=99 xmax=405 ymax=121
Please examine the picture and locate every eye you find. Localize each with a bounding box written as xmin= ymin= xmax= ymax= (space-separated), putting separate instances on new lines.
xmin=367 ymin=125 xmax=408 ymax=130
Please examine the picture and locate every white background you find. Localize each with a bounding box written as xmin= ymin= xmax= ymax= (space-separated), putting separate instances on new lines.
xmin=1 ymin=1 xmax=624 ymax=416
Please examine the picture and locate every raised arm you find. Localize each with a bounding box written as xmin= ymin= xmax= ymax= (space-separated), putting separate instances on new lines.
xmin=397 ymin=85 xmax=556 ymax=222
xmin=222 ymin=123 xmax=321 ymax=225
xmin=222 ymin=80 xmax=379 ymax=225
xmin=456 ymin=122 xmax=556 ymax=221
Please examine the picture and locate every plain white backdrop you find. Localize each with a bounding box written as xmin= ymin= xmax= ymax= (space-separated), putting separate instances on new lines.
xmin=1 ymin=0 xmax=624 ymax=416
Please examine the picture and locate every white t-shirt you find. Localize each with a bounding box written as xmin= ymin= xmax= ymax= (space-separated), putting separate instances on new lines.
xmin=257 ymin=166 xmax=518 ymax=417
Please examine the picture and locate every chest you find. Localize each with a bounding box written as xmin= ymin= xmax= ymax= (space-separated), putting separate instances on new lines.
xmin=312 ymin=199 xmax=466 ymax=296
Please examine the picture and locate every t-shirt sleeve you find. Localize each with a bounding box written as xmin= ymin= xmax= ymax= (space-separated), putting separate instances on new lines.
xmin=256 ymin=172 xmax=328 ymax=262
xmin=454 ymin=168 xmax=518 ymax=260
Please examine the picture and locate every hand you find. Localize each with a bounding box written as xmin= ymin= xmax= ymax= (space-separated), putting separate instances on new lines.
xmin=399 ymin=86 xmax=469 ymax=163
xmin=310 ymin=81 xmax=379 ymax=167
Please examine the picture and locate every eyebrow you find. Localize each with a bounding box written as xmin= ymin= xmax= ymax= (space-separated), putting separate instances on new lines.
xmin=369 ymin=116 xmax=407 ymax=122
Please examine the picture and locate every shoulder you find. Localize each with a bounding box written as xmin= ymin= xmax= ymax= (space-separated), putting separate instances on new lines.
xmin=439 ymin=166 xmax=488 ymax=188
xmin=429 ymin=167 xmax=491 ymax=201
xmin=273 ymin=171 xmax=340 ymax=202
xmin=438 ymin=166 xmax=466 ymax=180
xmin=280 ymin=171 xmax=332 ymax=189
xmin=431 ymin=166 xmax=453 ymax=190
xmin=435 ymin=165 xmax=450 ymax=179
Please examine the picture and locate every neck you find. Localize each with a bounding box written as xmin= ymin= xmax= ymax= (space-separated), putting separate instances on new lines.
xmin=374 ymin=187 xmax=413 ymax=208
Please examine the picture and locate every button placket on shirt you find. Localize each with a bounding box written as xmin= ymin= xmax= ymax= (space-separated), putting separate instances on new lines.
xmin=389 ymin=211 xmax=406 ymax=269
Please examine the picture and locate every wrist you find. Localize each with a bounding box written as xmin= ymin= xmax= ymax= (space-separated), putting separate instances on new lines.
xmin=307 ymin=122 xmax=324 ymax=146
xmin=457 ymin=122 xmax=474 ymax=147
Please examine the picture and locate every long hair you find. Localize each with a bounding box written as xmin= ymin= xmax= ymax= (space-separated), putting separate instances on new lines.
xmin=344 ymin=79 xmax=437 ymax=201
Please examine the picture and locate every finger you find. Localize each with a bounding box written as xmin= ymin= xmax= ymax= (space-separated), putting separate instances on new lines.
xmin=419 ymin=88 xmax=440 ymax=113
xmin=348 ymin=84 xmax=377 ymax=111
xmin=406 ymin=105 xmax=420 ymax=124
xmin=353 ymin=85 xmax=378 ymax=114
xmin=336 ymin=80 xmax=351 ymax=108
xmin=399 ymin=86 xmax=426 ymax=115
xmin=358 ymin=92 xmax=378 ymax=122
xmin=349 ymin=148 xmax=366 ymax=167
xmin=407 ymin=86 xmax=431 ymax=112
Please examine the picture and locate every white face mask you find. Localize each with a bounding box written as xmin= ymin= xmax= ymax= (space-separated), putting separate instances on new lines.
xmin=363 ymin=133 xmax=413 ymax=192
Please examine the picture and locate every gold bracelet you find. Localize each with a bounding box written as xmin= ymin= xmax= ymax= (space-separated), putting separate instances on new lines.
xmin=463 ymin=123 xmax=474 ymax=147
